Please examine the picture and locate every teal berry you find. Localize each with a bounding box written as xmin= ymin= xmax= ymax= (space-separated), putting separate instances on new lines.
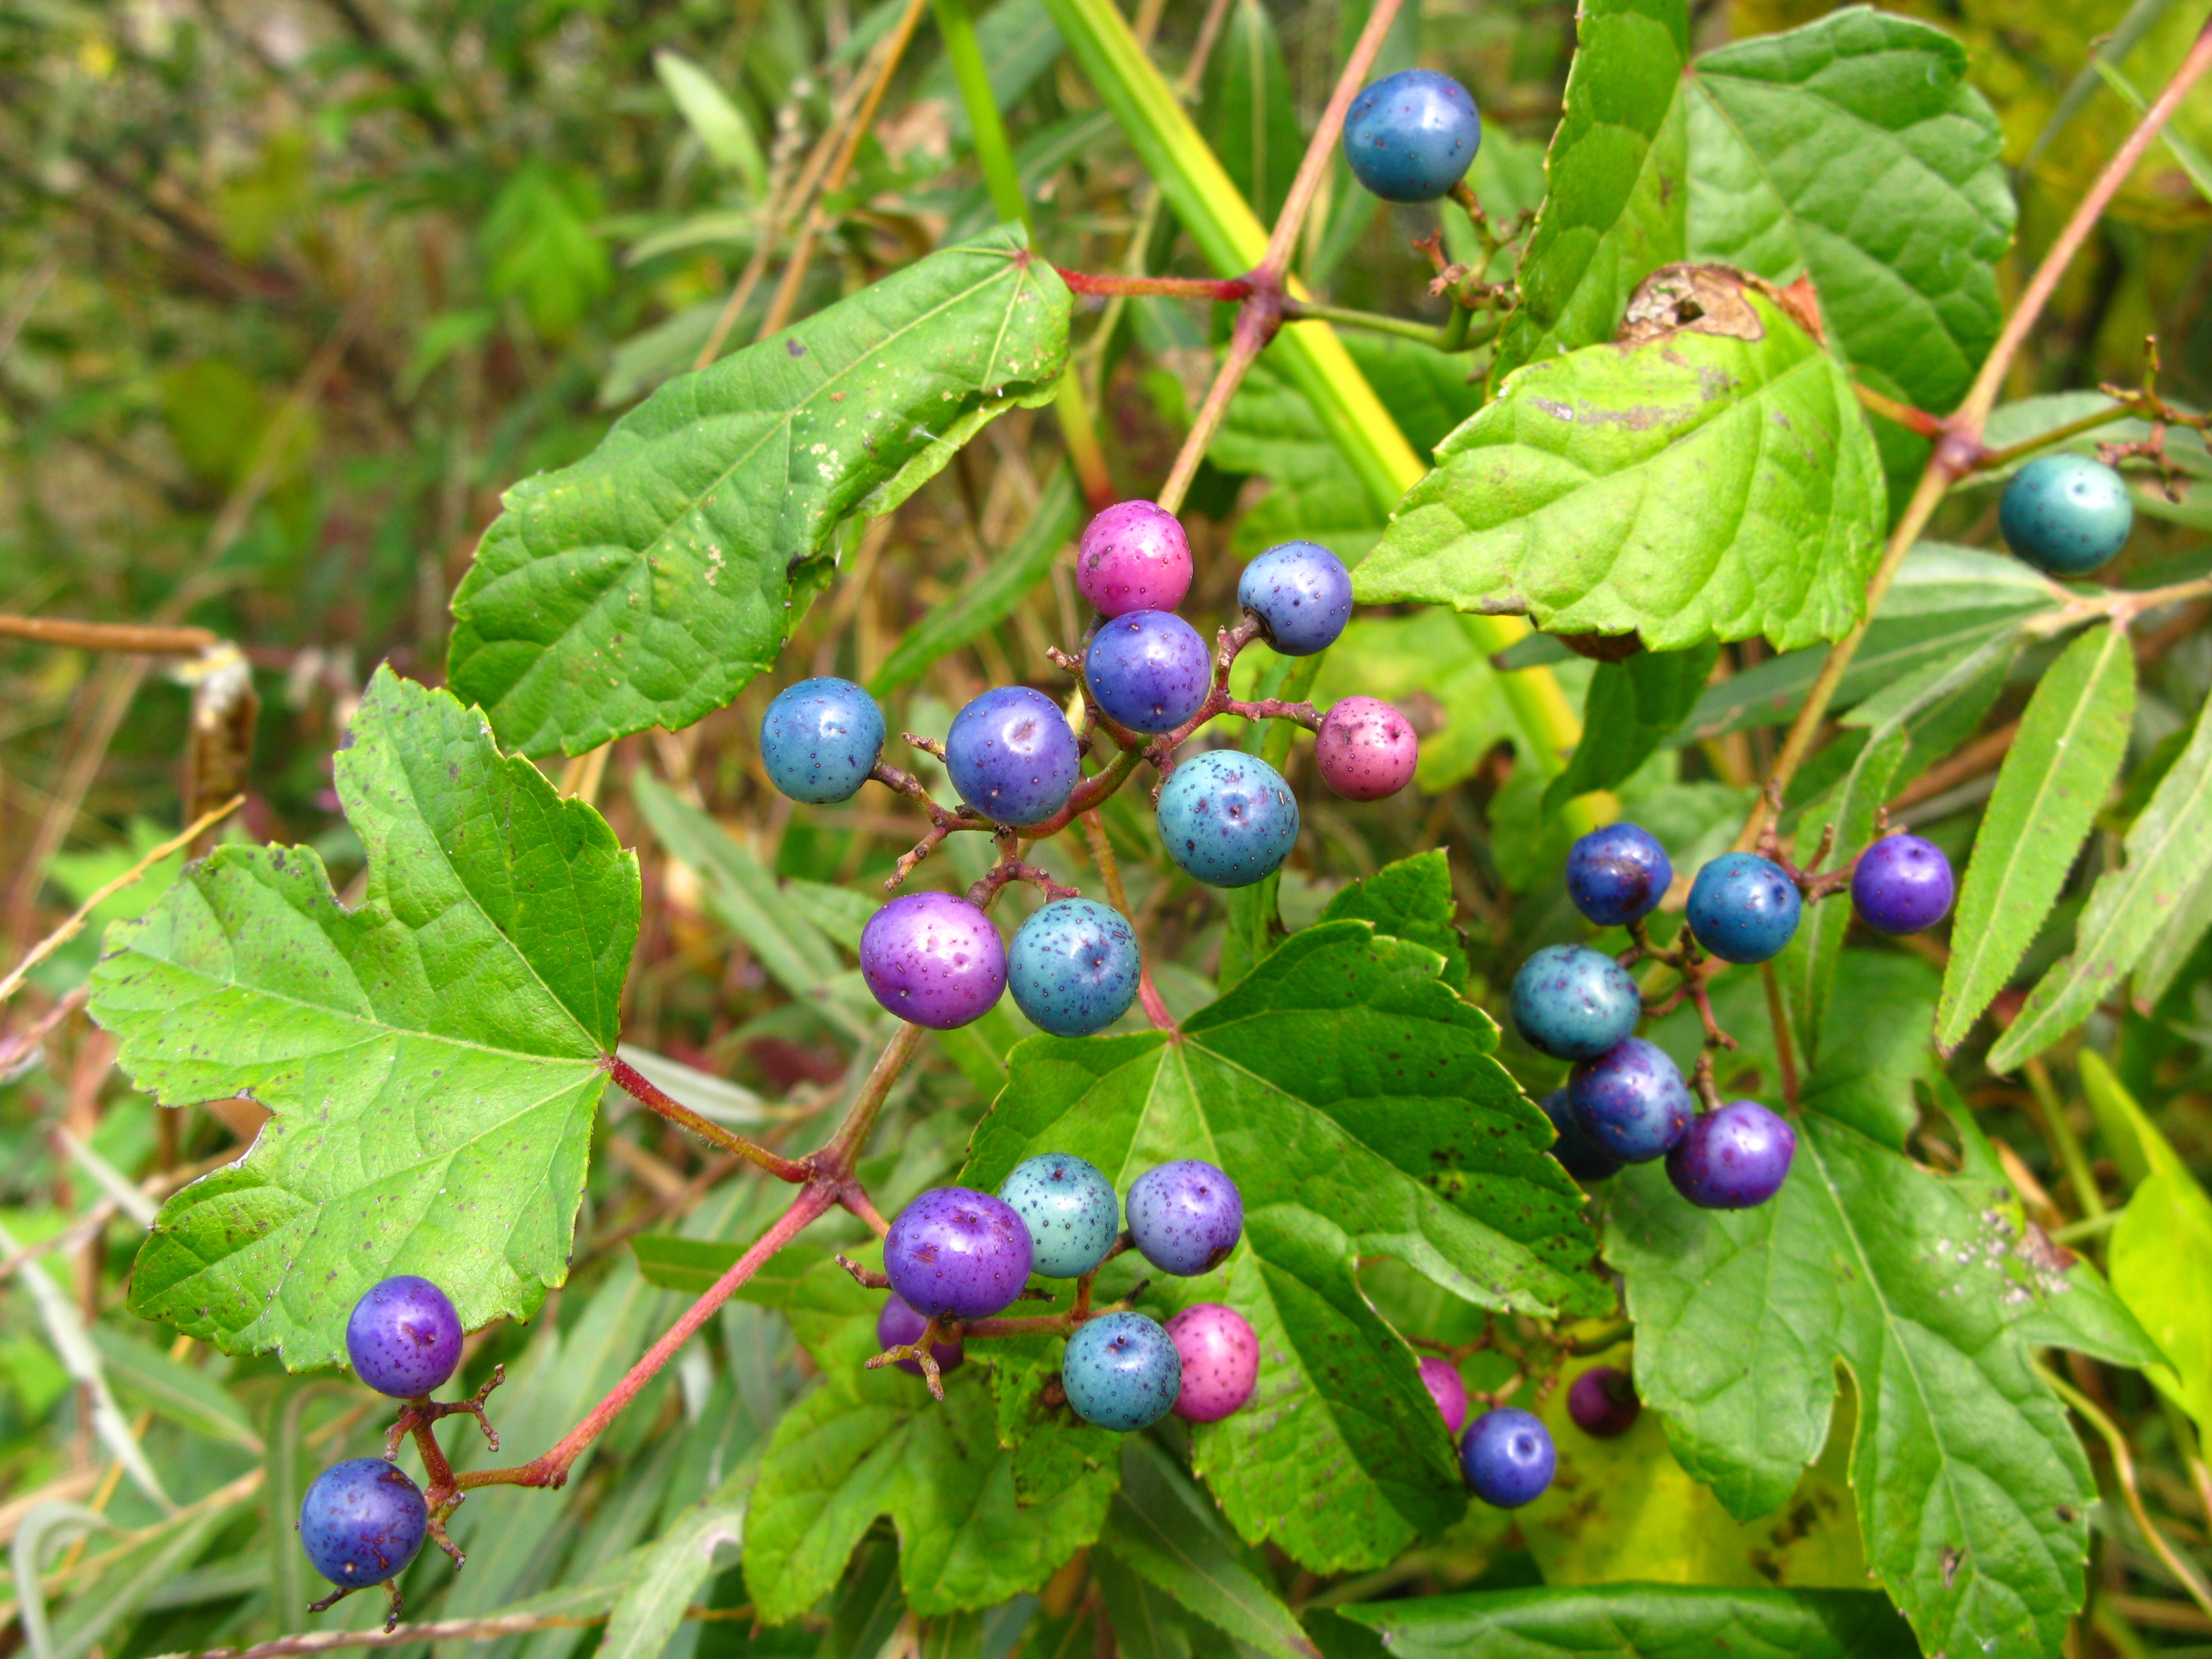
xmin=1685 ymin=853 xmax=1802 ymax=964
xmin=1007 ymin=898 xmax=1141 ymax=1037
xmin=759 ymin=677 xmax=885 ymax=804
xmin=1509 ymin=944 xmax=1643 ymax=1061
xmin=1999 ymin=453 xmax=2133 ymax=575
xmin=1342 ymin=70 xmax=1483 ymax=205
xmin=1061 ymin=1311 xmax=1182 ymax=1432
xmin=996 ymin=1153 xmax=1121 ymax=1278
xmin=1155 ymin=750 xmax=1299 ymax=887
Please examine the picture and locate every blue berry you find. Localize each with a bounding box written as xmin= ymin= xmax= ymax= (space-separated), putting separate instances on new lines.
xmin=1851 ymin=834 xmax=1954 ymax=936
xmin=1237 ymin=542 xmax=1353 ymax=657
xmin=997 ymin=1153 xmax=1122 ymax=1278
xmin=758 ymin=678 xmax=885 ymax=804
xmin=2000 ymin=453 xmax=2133 ymax=575
xmin=1007 ymin=898 xmax=1141 ymax=1037
xmin=884 ymin=1187 xmax=1033 ymax=1320
xmin=1685 ymin=853 xmax=1802 ymax=964
xmin=1343 ymin=70 xmax=1483 ymax=204
xmin=1155 ymin=751 xmax=1299 ymax=888
xmin=1568 ymin=1038 xmax=1691 ymax=1164
xmin=1061 ymin=1311 xmax=1181 ymax=1431
xmin=1085 ymin=610 xmax=1212 ymax=735
xmin=346 ymin=1276 xmax=462 ymax=1399
xmin=1509 ymin=944 xmax=1643 ymax=1061
xmin=1667 ymin=1099 xmax=1796 ymax=1210
xmin=945 ymin=685 xmax=1082 ymax=827
xmin=1540 ymin=1086 xmax=1620 ymax=1183
xmin=298 ymin=1459 xmax=428 ymax=1590
xmin=1565 ymin=823 xmax=1673 ymax=928
xmin=1126 ymin=1159 xmax=1242 ymax=1276
xmin=1460 ymin=1407 xmax=1555 ymax=1508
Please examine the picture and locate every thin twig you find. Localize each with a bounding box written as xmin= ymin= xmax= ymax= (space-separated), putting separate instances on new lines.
xmin=603 ymin=1054 xmax=810 ymax=1182
xmin=1253 ymin=0 xmax=1405 ymax=287
xmin=139 ymin=1603 xmax=774 ymax=1659
xmin=0 ymin=615 xmax=219 ymax=654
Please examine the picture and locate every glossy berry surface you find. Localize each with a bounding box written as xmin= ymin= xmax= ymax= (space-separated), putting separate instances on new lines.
xmin=1006 ymin=899 xmax=1141 ymax=1038
xmin=1237 ymin=541 xmax=1353 ymax=657
xmin=1085 ymin=610 xmax=1212 ymax=735
xmin=996 ymin=1152 xmax=1121 ymax=1278
xmin=1567 ymin=1366 xmax=1641 ymax=1439
xmin=859 ymin=892 xmax=1005 ymax=1029
xmin=1565 ymin=822 xmax=1673 ymax=927
xmin=298 ymin=1459 xmax=428 ymax=1589
xmin=1166 ymin=1303 xmax=1258 ymax=1423
xmin=877 ymin=1294 xmax=966 ymax=1378
xmin=1420 ymin=1355 xmax=1469 ymax=1437
xmin=1510 ymin=944 xmax=1643 ymax=1061
xmin=1851 ymin=834 xmax=1955 ymax=936
xmin=945 ymin=685 xmax=1081 ymax=827
xmin=1540 ymin=1086 xmax=1620 ymax=1183
xmin=2000 ymin=453 xmax=2133 ymax=575
xmin=1062 ymin=1311 xmax=1182 ymax=1432
xmin=1686 ymin=853 xmax=1803 ymax=964
xmin=758 ymin=677 xmax=885 ymax=804
xmin=1126 ymin=1160 xmax=1243 ymax=1277
xmin=1460 ymin=1408 xmax=1555 ymax=1509
xmin=1343 ymin=70 xmax=1483 ymax=203
xmin=883 ymin=1187 xmax=1034 ymax=1321
xmin=1078 ymin=499 xmax=1193 ymax=617
xmin=346 ymin=1275 xmax=462 ymax=1399
xmin=1155 ymin=751 xmax=1299 ymax=888
xmin=1568 ymin=1038 xmax=1692 ymax=1164
xmin=1316 ymin=697 xmax=1418 ymax=800
xmin=1668 ymin=1099 xmax=1797 ymax=1210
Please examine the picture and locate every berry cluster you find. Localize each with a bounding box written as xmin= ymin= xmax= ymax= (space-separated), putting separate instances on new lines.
xmin=1410 ymin=1351 xmax=1641 ymax=1510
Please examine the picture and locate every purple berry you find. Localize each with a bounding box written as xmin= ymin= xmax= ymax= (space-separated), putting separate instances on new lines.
xmin=945 ymin=685 xmax=1081 ymax=827
xmin=1666 ymin=1099 xmax=1797 ymax=1210
xmin=1539 ymin=1086 xmax=1620 ymax=1183
xmin=1166 ymin=1303 xmax=1258 ymax=1422
xmin=1316 ymin=697 xmax=1418 ymax=800
xmin=1460 ymin=1407 xmax=1555 ymax=1508
xmin=876 ymin=1294 xmax=966 ymax=1378
xmin=1685 ymin=852 xmax=1802 ymax=964
xmin=1078 ymin=500 xmax=1193 ymax=618
xmin=1566 ymin=1366 xmax=1641 ymax=1439
xmin=1851 ymin=834 xmax=1955 ymax=935
xmin=859 ymin=893 xmax=1006 ymax=1029
xmin=1085 ymin=610 xmax=1212 ymax=735
xmin=1419 ymin=1355 xmax=1469 ymax=1436
xmin=1510 ymin=943 xmax=1643 ymax=1061
xmin=1568 ymin=1038 xmax=1692 ymax=1164
xmin=1126 ymin=1159 xmax=1243 ymax=1277
xmin=1063 ymin=1310 xmax=1181 ymax=1431
xmin=298 ymin=1458 xmax=428 ymax=1590
xmin=1343 ymin=69 xmax=1483 ymax=204
xmin=1237 ymin=541 xmax=1353 ymax=656
xmin=345 ymin=1275 xmax=464 ymax=1399
xmin=1155 ymin=750 xmax=1299 ymax=888
xmin=883 ymin=1187 xmax=1034 ymax=1321
xmin=1565 ymin=822 xmax=1673 ymax=928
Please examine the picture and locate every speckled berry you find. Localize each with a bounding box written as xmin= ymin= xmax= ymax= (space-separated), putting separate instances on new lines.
xmin=859 ymin=892 xmax=1005 ymax=1029
xmin=1568 ymin=1038 xmax=1692 ymax=1164
xmin=2000 ymin=453 xmax=2133 ymax=575
xmin=1155 ymin=750 xmax=1299 ymax=888
xmin=758 ymin=677 xmax=885 ymax=804
xmin=1126 ymin=1159 xmax=1243 ymax=1277
xmin=1006 ymin=899 xmax=1141 ymax=1038
xmin=945 ymin=684 xmax=1081 ymax=827
xmin=1510 ymin=943 xmax=1643 ymax=1061
xmin=1567 ymin=1366 xmax=1641 ymax=1439
xmin=1565 ymin=822 xmax=1672 ymax=928
xmin=1460 ymin=1407 xmax=1555 ymax=1508
xmin=1851 ymin=834 xmax=1954 ymax=936
xmin=1667 ymin=1099 xmax=1797 ymax=1210
xmin=345 ymin=1276 xmax=462 ymax=1399
xmin=1316 ymin=697 xmax=1418 ymax=800
xmin=1062 ymin=1310 xmax=1181 ymax=1432
xmin=298 ymin=1459 xmax=428 ymax=1590
xmin=997 ymin=1153 xmax=1121 ymax=1278
xmin=1085 ymin=610 xmax=1212 ymax=735
xmin=1540 ymin=1086 xmax=1620 ymax=1183
xmin=1686 ymin=852 xmax=1802 ymax=965
xmin=1237 ymin=541 xmax=1352 ymax=657
xmin=1343 ymin=69 xmax=1483 ymax=204
xmin=883 ymin=1187 xmax=1034 ymax=1321
xmin=876 ymin=1294 xmax=966 ymax=1378
xmin=1419 ymin=1355 xmax=1469 ymax=1437
xmin=1078 ymin=500 xmax=1193 ymax=618
xmin=1167 ymin=1303 xmax=1258 ymax=1423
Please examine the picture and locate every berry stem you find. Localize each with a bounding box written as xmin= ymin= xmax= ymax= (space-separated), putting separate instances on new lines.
xmin=1053 ymin=267 xmax=1254 ymax=302
xmin=1760 ymin=963 xmax=1802 ymax=1111
xmin=1279 ymin=295 xmax=1462 ymax=350
xmin=1079 ymin=811 xmax=1178 ymax=1034
xmin=819 ymin=1022 xmax=928 ymax=1174
xmin=603 ymin=1054 xmax=811 ymax=1183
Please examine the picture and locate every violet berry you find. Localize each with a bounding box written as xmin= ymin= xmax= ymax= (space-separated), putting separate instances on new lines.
xmin=1851 ymin=833 xmax=1955 ymax=936
xmin=883 ymin=1187 xmax=1034 ymax=1321
xmin=859 ymin=891 xmax=1006 ymax=1029
xmin=1567 ymin=1366 xmax=1641 ymax=1439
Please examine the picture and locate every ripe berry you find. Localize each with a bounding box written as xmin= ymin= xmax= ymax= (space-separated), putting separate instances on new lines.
xmin=758 ymin=678 xmax=885 ymax=804
xmin=1166 ymin=1303 xmax=1258 ymax=1423
xmin=1343 ymin=70 xmax=1483 ymax=204
xmin=2000 ymin=453 xmax=2133 ymax=575
xmin=1565 ymin=822 xmax=1673 ymax=928
xmin=1851 ymin=834 xmax=1955 ymax=936
xmin=1567 ymin=1366 xmax=1641 ymax=1439
xmin=1509 ymin=943 xmax=1643 ymax=1061
xmin=1155 ymin=751 xmax=1299 ymax=888
xmin=996 ymin=1153 xmax=1121 ymax=1278
xmin=1062 ymin=1310 xmax=1182 ymax=1432
xmin=1315 ymin=697 xmax=1418 ymax=801
xmin=884 ymin=1187 xmax=1034 ymax=1321
xmin=1568 ymin=1038 xmax=1692 ymax=1164
xmin=1126 ymin=1159 xmax=1243 ymax=1277
xmin=945 ymin=685 xmax=1081 ymax=827
xmin=1419 ymin=1355 xmax=1469 ymax=1437
xmin=1237 ymin=541 xmax=1353 ymax=657
xmin=1667 ymin=1099 xmax=1797 ymax=1210
xmin=1078 ymin=500 xmax=1193 ymax=618
xmin=1540 ymin=1086 xmax=1620 ymax=1183
xmin=1085 ymin=610 xmax=1212 ymax=735
xmin=1007 ymin=899 xmax=1141 ymax=1038
xmin=859 ymin=892 xmax=1005 ymax=1029
xmin=1460 ymin=1408 xmax=1555 ymax=1509
xmin=346 ymin=1276 xmax=462 ymax=1399
xmin=298 ymin=1459 xmax=428 ymax=1591
xmin=1685 ymin=853 xmax=1801 ymax=965
xmin=877 ymin=1294 xmax=966 ymax=1378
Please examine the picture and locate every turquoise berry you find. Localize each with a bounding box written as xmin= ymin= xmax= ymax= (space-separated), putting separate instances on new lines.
xmin=1509 ymin=943 xmax=1643 ymax=1061
xmin=1685 ymin=852 xmax=1801 ymax=964
xmin=996 ymin=1153 xmax=1121 ymax=1278
xmin=1342 ymin=70 xmax=1482 ymax=204
xmin=1999 ymin=453 xmax=2133 ymax=575
xmin=1155 ymin=750 xmax=1299 ymax=887
xmin=1061 ymin=1311 xmax=1182 ymax=1432
xmin=1007 ymin=898 xmax=1141 ymax=1037
xmin=759 ymin=678 xmax=885 ymax=804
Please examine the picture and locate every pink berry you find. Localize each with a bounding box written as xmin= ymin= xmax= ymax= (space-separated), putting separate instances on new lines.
xmin=1315 ymin=697 xmax=1418 ymax=801
xmin=1078 ymin=501 xmax=1193 ymax=618
xmin=1418 ymin=1355 xmax=1468 ymax=1435
xmin=1166 ymin=1303 xmax=1258 ymax=1422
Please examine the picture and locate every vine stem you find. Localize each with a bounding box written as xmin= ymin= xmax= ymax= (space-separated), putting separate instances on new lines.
xmin=820 ymin=1021 xmax=927 ymax=1172
xmin=604 ymin=1054 xmax=811 ymax=1183
xmin=0 ymin=615 xmax=219 ymax=653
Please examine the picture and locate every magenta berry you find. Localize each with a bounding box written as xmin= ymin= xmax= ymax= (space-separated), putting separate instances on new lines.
xmin=345 ymin=1275 xmax=463 ymax=1399
xmin=876 ymin=1294 xmax=966 ymax=1378
xmin=1316 ymin=697 xmax=1418 ymax=801
xmin=945 ymin=684 xmax=1081 ymax=827
xmin=859 ymin=892 xmax=1005 ymax=1029
xmin=1166 ymin=1303 xmax=1258 ymax=1422
xmin=1085 ymin=610 xmax=1212 ymax=735
xmin=1666 ymin=1099 xmax=1796 ymax=1210
xmin=1418 ymin=1355 xmax=1468 ymax=1436
xmin=1851 ymin=833 xmax=1955 ymax=935
xmin=1077 ymin=500 xmax=1193 ymax=618
xmin=1567 ymin=1366 xmax=1641 ymax=1439
xmin=883 ymin=1187 xmax=1034 ymax=1321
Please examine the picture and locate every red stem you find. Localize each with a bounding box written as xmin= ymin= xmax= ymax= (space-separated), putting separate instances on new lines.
xmin=1055 ymin=268 xmax=1253 ymax=301
xmin=605 ymin=1054 xmax=811 ymax=1183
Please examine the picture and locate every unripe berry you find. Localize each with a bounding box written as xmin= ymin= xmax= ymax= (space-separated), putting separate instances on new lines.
xmin=1510 ymin=943 xmax=1643 ymax=1061
xmin=996 ymin=1152 xmax=1121 ymax=1278
xmin=298 ymin=1459 xmax=428 ymax=1590
xmin=1460 ymin=1407 xmax=1555 ymax=1508
xmin=1085 ymin=610 xmax=1211 ymax=735
xmin=1315 ymin=697 xmax=1418 ymax=800
xmin=1419 ymin=1355 xmax=1469 ymax=1436
xmin=1851 ymin=834 xmax=1955 ymax=936
xmin=884 ymin=1187 xmax=1033 ymax=1321
xmin=758 ymin=678 xmax=885 ymax=804
xmin=1540 ymin=1086 xmax=1620 ymax=1183
xmin=1078 ymin=500 xmax=1193 ymax=617
xmin=1567 ymin=1366 xmax=1641 ymax=1439
xmin=859 ymin=892 xmax=1005 ymax=1029
xmin=1343 ymin=70 xmax=1483 ymax=204
xmin=1686 ymin=853 xmax=1801 ymax=965
xmin=1166 ymin=1303 xmax=1258 ymax=1423
xmin=1568 ymin=1038 xmax=1692 ymax=1164
xmin=1237 ymin=541 xmax=1352 ymax=657
xmin=1062 ymin=1310 xmax=1181 ymax=1432
xmin=1155 ymin=751 xmax=1299 ymax=888
xmin=2000 ymin=453 xmax=2133 ymax=575
xmin=945 ymin=685 xmax=1081 ymax=827
xmin=346 ymin=1275 xmax=463 ymax=1399
xmin=1007 ymin=899 xmax=1141 ymax=1038
xmin=877 ymin=1294 xmax=966 ymax=1378
xmin=1565 ymin=822 xmax=1673 ymax=928
xmin=1666 ymin=1100 xmax=1797 ymax=1210
xmin=1126 ymin=1159 xmax=1243 ymax=1277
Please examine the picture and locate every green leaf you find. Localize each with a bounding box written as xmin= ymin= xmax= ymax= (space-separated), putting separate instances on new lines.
xmin=652 ymin=49 xmax=767 ymax=194
xmin=597 ymin=1462 xmax=756 ymax=1659
xmin=1936 ymin=626 xmax=2135 ymax=1053
xmin=1363 ymin=288 xmax=1885 ymax=653
xmin=1202 ymin=0 xmax=1301 ymax=227
xmin=1314 ymin=851 xmax=1469 ymax=990
xmin=449 ymin=228 xmax=1070 ymax=755
xmin=1545 ymin=644 xmax=1719 ymax=813
xmin=2136 ymin=861 xmax=2212 ymax=1013
xmin=87 ymin=1327 xmax=262 ymax=1454
xmin=91 ymin=667 xmax=634 ymax=1368
xmin=1330 ymin=1585 xmax=1919 ymax=1658
xmin=1988 ymin=688 xmax=2212 ymax=1071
